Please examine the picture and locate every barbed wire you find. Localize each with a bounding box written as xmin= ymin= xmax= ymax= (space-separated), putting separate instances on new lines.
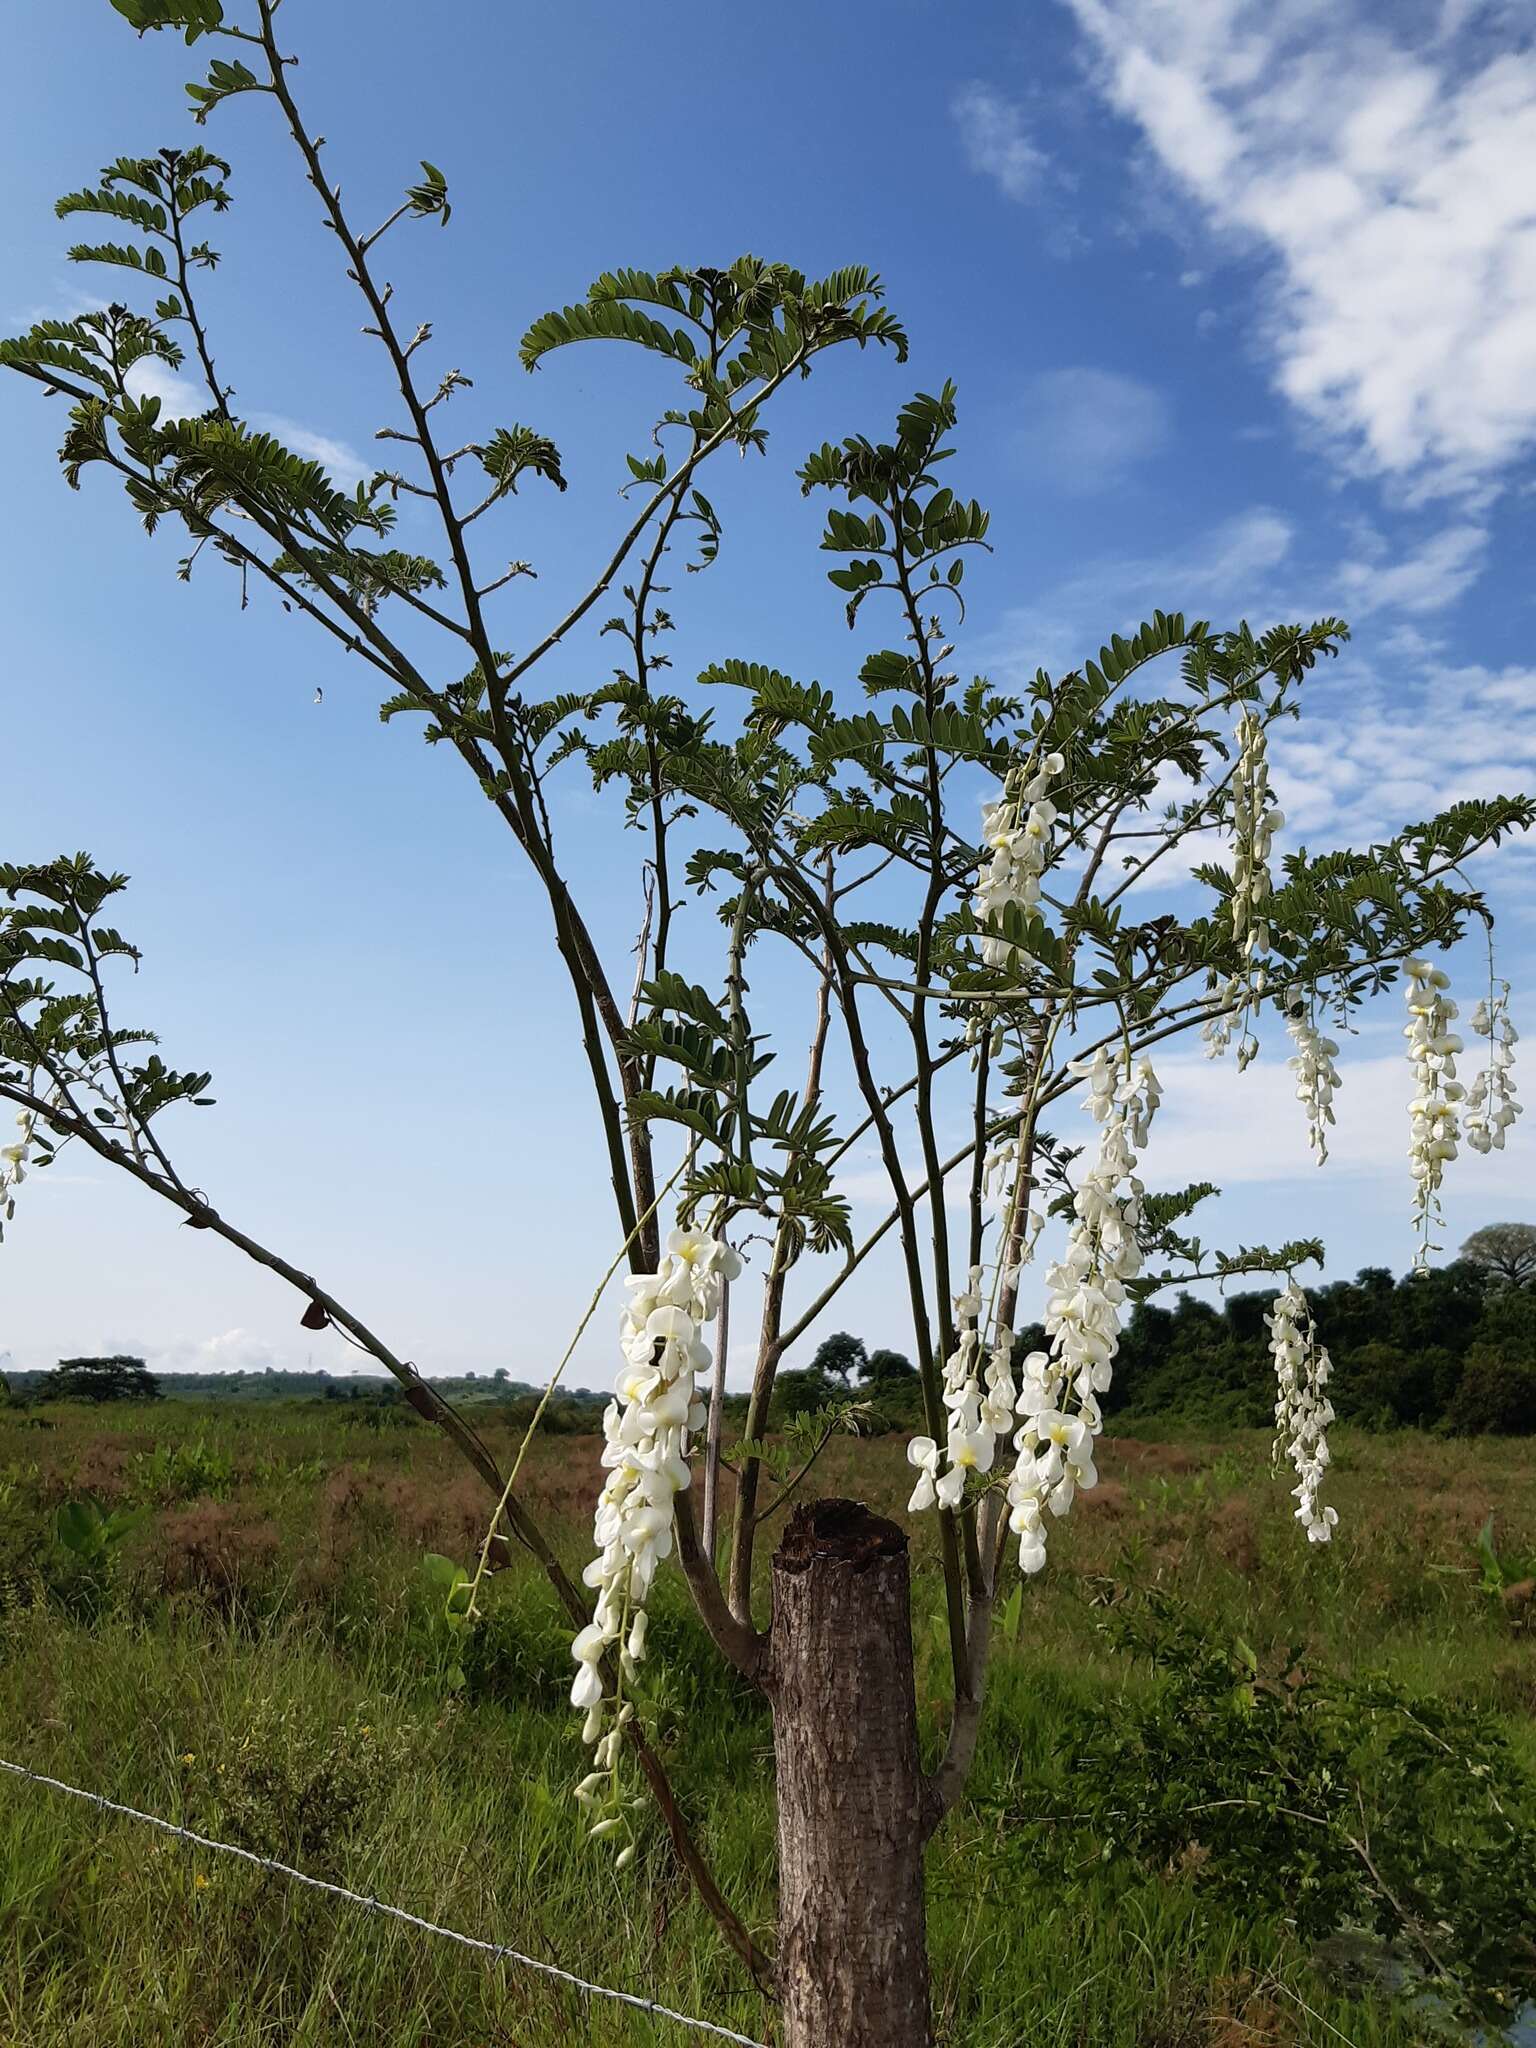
xmin=0 ymin=1755 xmax=770 ymax=2048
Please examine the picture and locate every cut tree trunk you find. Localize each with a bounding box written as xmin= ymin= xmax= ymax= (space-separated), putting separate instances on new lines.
xmin=769 ymin=1498 xmax=932 ymax=2048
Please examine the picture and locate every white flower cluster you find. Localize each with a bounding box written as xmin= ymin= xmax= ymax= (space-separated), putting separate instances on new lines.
xmin=982 ymin=1133 xmax=1017 ymax=1200
xmin=1004 ymin=1051 xmax=1159 ymax=1574
xmin=974 ymin=752 xmax=1065 ymax=970
xmin=1230 ymin=713 xmax=1284 ymax=1067
xmin=982 ymin=1136 xmax=1045 ymax=1272
xmin=1403 ymin=957 xmax=1462 ymax=1270
xmin=0 ymin=1110 xmax=35 ymax=1244
xmin=1284 ymin=988 xmax=1341 ymax=1164
xmin=1267 ymin=1281 xmax=1337 ymax=1544
xmin=1200 ymin=970 xmax=1240 ymax=1059
xmin=1467 ymin=982 xmax=1521 ymax=1154
xmin=906 ymin=1267 xmax=1018 ymax=1513
xmin=1231 ymin=712 xmax=1279 ymax=960
xmin=571 ymin=1226 xmax=741 ymax=1754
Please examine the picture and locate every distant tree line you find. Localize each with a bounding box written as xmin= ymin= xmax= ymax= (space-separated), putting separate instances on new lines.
xmin=12 ymin=1225 xmax=1532 ymax=1435
xmin=1083 ymin=1231 xmax=1536 ymax=1434
xmin=784 ymin=1227 xmax=1536 ymax=1437
xmin=2 ymin=1357 xmax=609 ymax=1421
xmin=757 ymin=1331 xmax=923 ymax=1431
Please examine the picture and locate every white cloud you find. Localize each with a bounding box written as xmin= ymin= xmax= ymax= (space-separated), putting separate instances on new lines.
xmin=979 ymin=503 xmax=1293 ymax=674
xmin=1336 ymin=523 xmax=1489 ymax=615
xmin=1111 ymin=643 xmax=1536 ymax=896
xmin=1270 ymin=654 xmax=1536 ymax=851
xmin=124 ymin=356 xmax=204 ymax=419
xmin=1148 ymin=1047 xmax=1535 ymax=1194
xmin=972 ymin=495 xmax=1536 ymax=868
xmin=1012 ymin=366 xmax=1172 ymax=493
xmin=249 ymin=414 xmax=369 ymax=489
xmin=120 ymin=363 xmax=368 ymax=487
xmin=952 ymin=83 xmax=1051 ymax=200
xmin=1177 ymin=505 xmax=1295 ymax=588
xmin=125 ymin=1326 xmax=358 ymax=1378
xmin=1062 ymin=0 xmax=1536 ymax=498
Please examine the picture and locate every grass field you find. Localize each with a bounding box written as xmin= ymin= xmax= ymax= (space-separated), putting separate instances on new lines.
xmin=0 ymin=1397 xmax=1531 ymax=2047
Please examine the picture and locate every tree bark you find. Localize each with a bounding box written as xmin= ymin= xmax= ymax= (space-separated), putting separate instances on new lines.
xmin=769 ymin=1499 xmax=932 ymax=2048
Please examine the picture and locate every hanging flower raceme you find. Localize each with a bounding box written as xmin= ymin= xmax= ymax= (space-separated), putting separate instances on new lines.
xmin=973 ymin=751 xmax=1065 ymax=971
xmin=1201 ymin=970 xmax=1240 ymax=1059
xmin=1002 ymin=1050 xmax=1159 ymax=1575
xmin=906 ymin=1260 xmax=1028 ymax=1514
xmin=1267 ymin=1281 xmax=1337 ymax=1544
xmin=0 ymin=1110 xmax=35 ymax=1244
xmin=1403 ymin=957 xmax=1462 ymax=1271
xmin=1284 ymin=987 xmax=1341 ymax=1164
xmin=1229 ymin=712 xmax=1283 ymax=1068
xmin=571 ymin=1226 xmax=741 ymax=1772
xmin=1466 ymin=981 xmax=1521 ymax=1154
xmin=981 ymin=1135 xmax=1045 ymax=1296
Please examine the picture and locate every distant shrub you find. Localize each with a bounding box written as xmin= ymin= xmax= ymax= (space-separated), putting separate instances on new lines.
xmin=40 ymin=1356 xmax=162 ymax=1404
xmin=1448 ymin=1349 xmax=1536 ymax=1435
xmin=863 ymin=1377 xmax=925 ymax=1435
xmin=768 ymin=1368 xmax=835 ymax=1427
xmin=862 ymin=1346 xmax=918 ymax=1385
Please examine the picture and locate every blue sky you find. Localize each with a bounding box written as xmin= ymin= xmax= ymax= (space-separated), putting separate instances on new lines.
xmin=2 ymin=0 xmax=1533 ymax=1387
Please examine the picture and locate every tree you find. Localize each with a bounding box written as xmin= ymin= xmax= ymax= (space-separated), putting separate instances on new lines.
xmin=40 ymin=1355 xmax=162 ymax=1403
xmin=862 ymin=1346 xmax=917 ymax=1385
xmin=809 ymin=1331 xmax=866 ymax=1386
xmin=1462 ymin=1222 xmax=1536 ymax=1288
xmin=1448 ymin=1348 xmax=1536 ymax=1435
xmin=0 ymin=7 xmax=1530 ymax=2041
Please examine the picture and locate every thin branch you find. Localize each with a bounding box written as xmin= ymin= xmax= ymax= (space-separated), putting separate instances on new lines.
xmin=700 ymin=1262 xmax=730 ymax=1558
xmin=727 ymin=855 xmax=835 ymax=1626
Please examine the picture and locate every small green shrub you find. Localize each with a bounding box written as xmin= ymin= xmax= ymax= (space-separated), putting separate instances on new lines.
xmin=1008 ymin=1591 xmax=1536 ymax=2027
xmin=55 ymin=1497 xmax=149 ymax=1563
xmin=209 ymin=1696 xmax=413 ymax=1873
xmin=131 ymin=1434 xmax=236 ymax=1504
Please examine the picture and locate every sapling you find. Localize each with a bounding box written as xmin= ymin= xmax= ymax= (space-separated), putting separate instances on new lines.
xmin=1 ymin=6 xmax=1529 ymax=2040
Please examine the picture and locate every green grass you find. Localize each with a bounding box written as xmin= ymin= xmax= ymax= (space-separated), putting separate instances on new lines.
xmin=0 ymin=1400 xmax=1530 ymax=2045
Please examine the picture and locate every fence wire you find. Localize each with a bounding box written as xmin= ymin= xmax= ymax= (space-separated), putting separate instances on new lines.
xmin=0 ymin=1754 xmax=769 ymax=2048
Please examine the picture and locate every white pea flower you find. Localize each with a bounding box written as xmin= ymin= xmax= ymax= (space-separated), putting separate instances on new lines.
xmin=1010 ymin=1492 xmax=1049 ymax=1573
xmin=999 ymin=1054 xmax=1159 ymax=1575
xmin=1403 ymin=958 xmax=1460 ymax=1271
xmin=1268 ymin=1281 xmax=1337 ymax=1544
xmin=906 ymin=1264 xmax=1014 ymax=1514
xmin=1229 ymin=712 xmax=1281 ymax=1065
xmin=1202 ymin=971 xmax=1240 ymax=1059
xmin=1284 ymin=986 xmax=1341 ymax=1164
xmin=1466 ymin=979 xmax=1521 ymax=1155
xmin=982 ymin=1134 xmax=1017 ymax=1199
xmin=0 ymin=1111 xmax=35 ymax=1243
xmin=573 ymin=1226 xmax=741 ymax=1779
xmin=906 ymin=1435 xmax=942 ymax=1512
xmin=934 ymin=1462 xmax=968 ymax=1510
xmin=973 ymin=751 xmax=1064 ymax=971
